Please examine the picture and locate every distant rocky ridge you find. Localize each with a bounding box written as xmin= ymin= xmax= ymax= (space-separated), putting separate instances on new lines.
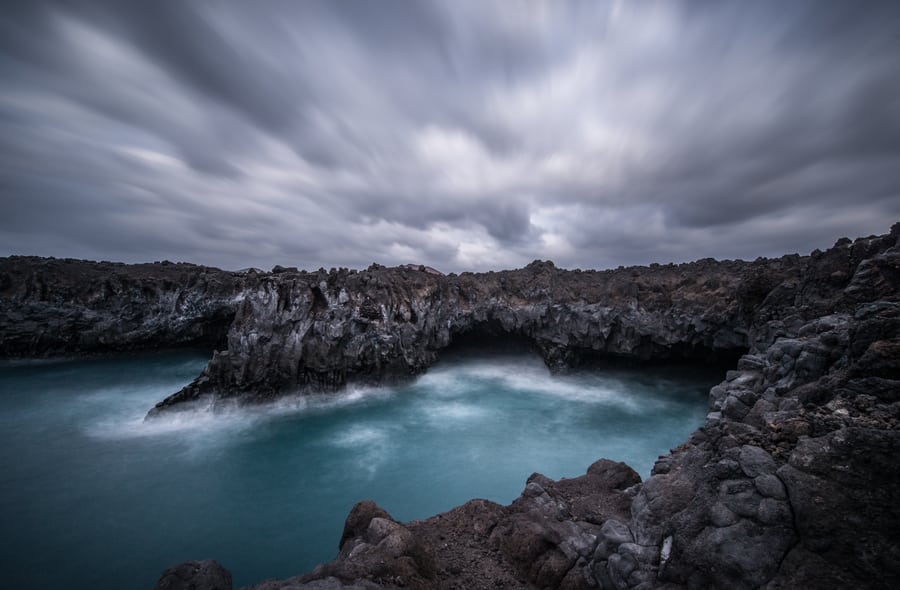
xmin=1 ymin=224 xmax=898 ymax=589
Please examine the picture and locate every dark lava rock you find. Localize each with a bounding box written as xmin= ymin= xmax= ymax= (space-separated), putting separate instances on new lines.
xmin=230 ymin=460 xmax=643 ymax=590
xmin=242 ymin=502 xmax=436 ymax=590
xmin=339 ymin=500 xmax=393 ymax=550
xmin=144 ymin=250 xmax=789 ymax=414
xmin=153 ymin=560 xmax=232 ymax=590
xmin=0 ymin=256 xmax=245 ymax=357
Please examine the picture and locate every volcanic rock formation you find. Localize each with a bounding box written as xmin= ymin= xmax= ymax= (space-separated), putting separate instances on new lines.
xmin=0 ymin=258 xmax=244 ymax=357
xmin=1 ymin=224 xmax=898 ymax=589
xmin=147 ymin=255 xmax=781 ymax=414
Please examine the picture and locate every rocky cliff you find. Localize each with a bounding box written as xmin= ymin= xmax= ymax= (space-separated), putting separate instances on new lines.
xmin=0 ymin=257 xmax=245 ymax=356
xmin=2 ymin=225 xmax=899 ymax=590
xmin=147 ymin=253 xmax=800 ymax=414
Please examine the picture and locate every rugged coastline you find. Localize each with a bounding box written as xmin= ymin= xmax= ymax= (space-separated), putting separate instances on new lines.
xmin=1 ymin=225 xmax=898 ymax=589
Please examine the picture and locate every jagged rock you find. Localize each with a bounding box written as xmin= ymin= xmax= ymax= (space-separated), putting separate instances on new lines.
xmin=487 ymin=460 xmax=640 ymax=590
xmin=595 ymin=519 xmax=634 ymax=560
xmin=0 ymin=257 xmax=245 ymax=357
xmin=246 ymin=576 xmax=370 ymax=590
xmin=147 ymin=254 xmax=789 ymax=413
xmin=291 ymin=502 xmax=436 ymax=590
xmin=153 ymin=560 xmax=232 ymax=590
xmin=775 ymin=427 xmax=900 ymax=584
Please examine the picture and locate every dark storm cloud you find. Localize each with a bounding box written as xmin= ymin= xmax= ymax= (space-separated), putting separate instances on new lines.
xmin=1 ymin=0 xmax=898 ymax=272
xmin=65 ymin=1 xmax=304 ymax=134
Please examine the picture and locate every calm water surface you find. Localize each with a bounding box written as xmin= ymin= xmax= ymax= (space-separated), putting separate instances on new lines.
xmin=0 ymin=350 xmax=718 ymax=589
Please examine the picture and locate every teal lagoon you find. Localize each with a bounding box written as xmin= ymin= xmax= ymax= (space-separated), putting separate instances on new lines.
xmin=0 ymin=350 xmax=717 ymax=589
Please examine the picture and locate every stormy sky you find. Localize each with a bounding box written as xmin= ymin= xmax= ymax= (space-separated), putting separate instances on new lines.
xmin=1 ymin=1 xmax=898 ymax=272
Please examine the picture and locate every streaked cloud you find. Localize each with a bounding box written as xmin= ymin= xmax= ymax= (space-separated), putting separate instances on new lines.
xmin=1 ymin=0 xmax=898 ymax=271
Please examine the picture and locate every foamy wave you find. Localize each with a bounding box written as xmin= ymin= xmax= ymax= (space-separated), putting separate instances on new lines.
xmin=86 ymin=385 xmax=397 ymax=441
xmin=88 ymin=397 xmax=250 ymax=440
xmin=328 ymin=423 xmax=396 ymax=479
xmin=86 ymin=356 xmax=679 ymax=444
xmin=420 ymin=357 xmax=647 ymax=412
xmin=420 ymin=400 xmax=489 ymax=425
xmin=333 ymin=424 xmax=389 ymax=447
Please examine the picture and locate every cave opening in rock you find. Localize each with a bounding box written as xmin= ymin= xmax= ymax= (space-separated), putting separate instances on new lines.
xmin=148 ymin=308 xmax=235 ymax=358
xmin=192 ymin=310 xmax=236 ymax=351
xmin=572 ymin=340 xmax=748 ymax=371
xmin=438 ymin=318 xmax=746 ymax=373
xmin=440 ymin=319 xmax=540 ymax=360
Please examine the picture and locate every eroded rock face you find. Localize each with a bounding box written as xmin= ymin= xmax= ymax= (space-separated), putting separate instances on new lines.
xmin=601 ymin=229 xmax=900 ymax=590
xmin=147 ymin=254 xmax=800 ymax=414
xmin=0 ymin=257 xmax=246 ymax=356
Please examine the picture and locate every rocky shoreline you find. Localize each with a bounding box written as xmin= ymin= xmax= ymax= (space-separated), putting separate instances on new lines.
xmin=2 ymin=224 xmax=898 ymax=589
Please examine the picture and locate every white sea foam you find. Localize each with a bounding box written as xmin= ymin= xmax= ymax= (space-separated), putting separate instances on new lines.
xmin=88 ymin=397 xmax=250 ymax=441
xmin=329 ymin=423 xmax=396 ymax=478
xmin=333 ymin=424 xmax=389 ymax=447
xmin=85 ymin=356 xmax=682 ymax=449
xmin=86 ymin=383 xmax=397 ymax=442
xmin=420 ymin=400 xmax=489 ymax=425
xmin=419 ymin=356 xmax=649 ymax=412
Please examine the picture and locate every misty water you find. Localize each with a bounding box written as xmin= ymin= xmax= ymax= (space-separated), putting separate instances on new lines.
xmin=0 ymin=350 xmax=720 ymax=589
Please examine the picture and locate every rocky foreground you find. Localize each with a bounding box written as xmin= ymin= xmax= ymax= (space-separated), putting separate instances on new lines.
xmin=1 ymin=225 xmax=899 ymax=589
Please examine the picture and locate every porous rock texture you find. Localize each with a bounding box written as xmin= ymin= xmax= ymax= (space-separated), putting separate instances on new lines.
xmin=2 ymin=225 xmax=899 ymax=589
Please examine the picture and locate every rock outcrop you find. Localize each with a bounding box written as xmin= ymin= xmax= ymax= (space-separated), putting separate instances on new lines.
xmin=0 ymin=257 xmax=246 ymax=356
xmin=153 ymin=560 xmax=232 ymax=590
xmin=2 ymin=224 xmax=899 ymax=589
xmin=147 ymin=254 xmax=797 ymax=414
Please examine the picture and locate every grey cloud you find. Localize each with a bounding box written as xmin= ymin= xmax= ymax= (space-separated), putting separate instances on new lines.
xmin=474 ymin=200 xmax=536 ymax=244
xmin=1 ymin=0 xmax=898 ymax=272
xmin=66 ymin=1 xmax=304 ymax=136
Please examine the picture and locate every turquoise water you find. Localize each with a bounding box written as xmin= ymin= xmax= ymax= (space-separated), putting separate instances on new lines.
xmin=0 ymin=350 xmax=717 ymax=589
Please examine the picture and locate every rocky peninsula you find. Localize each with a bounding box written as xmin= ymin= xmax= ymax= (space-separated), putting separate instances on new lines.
xmin=1 ymin=224 xmax=898 ymax=589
